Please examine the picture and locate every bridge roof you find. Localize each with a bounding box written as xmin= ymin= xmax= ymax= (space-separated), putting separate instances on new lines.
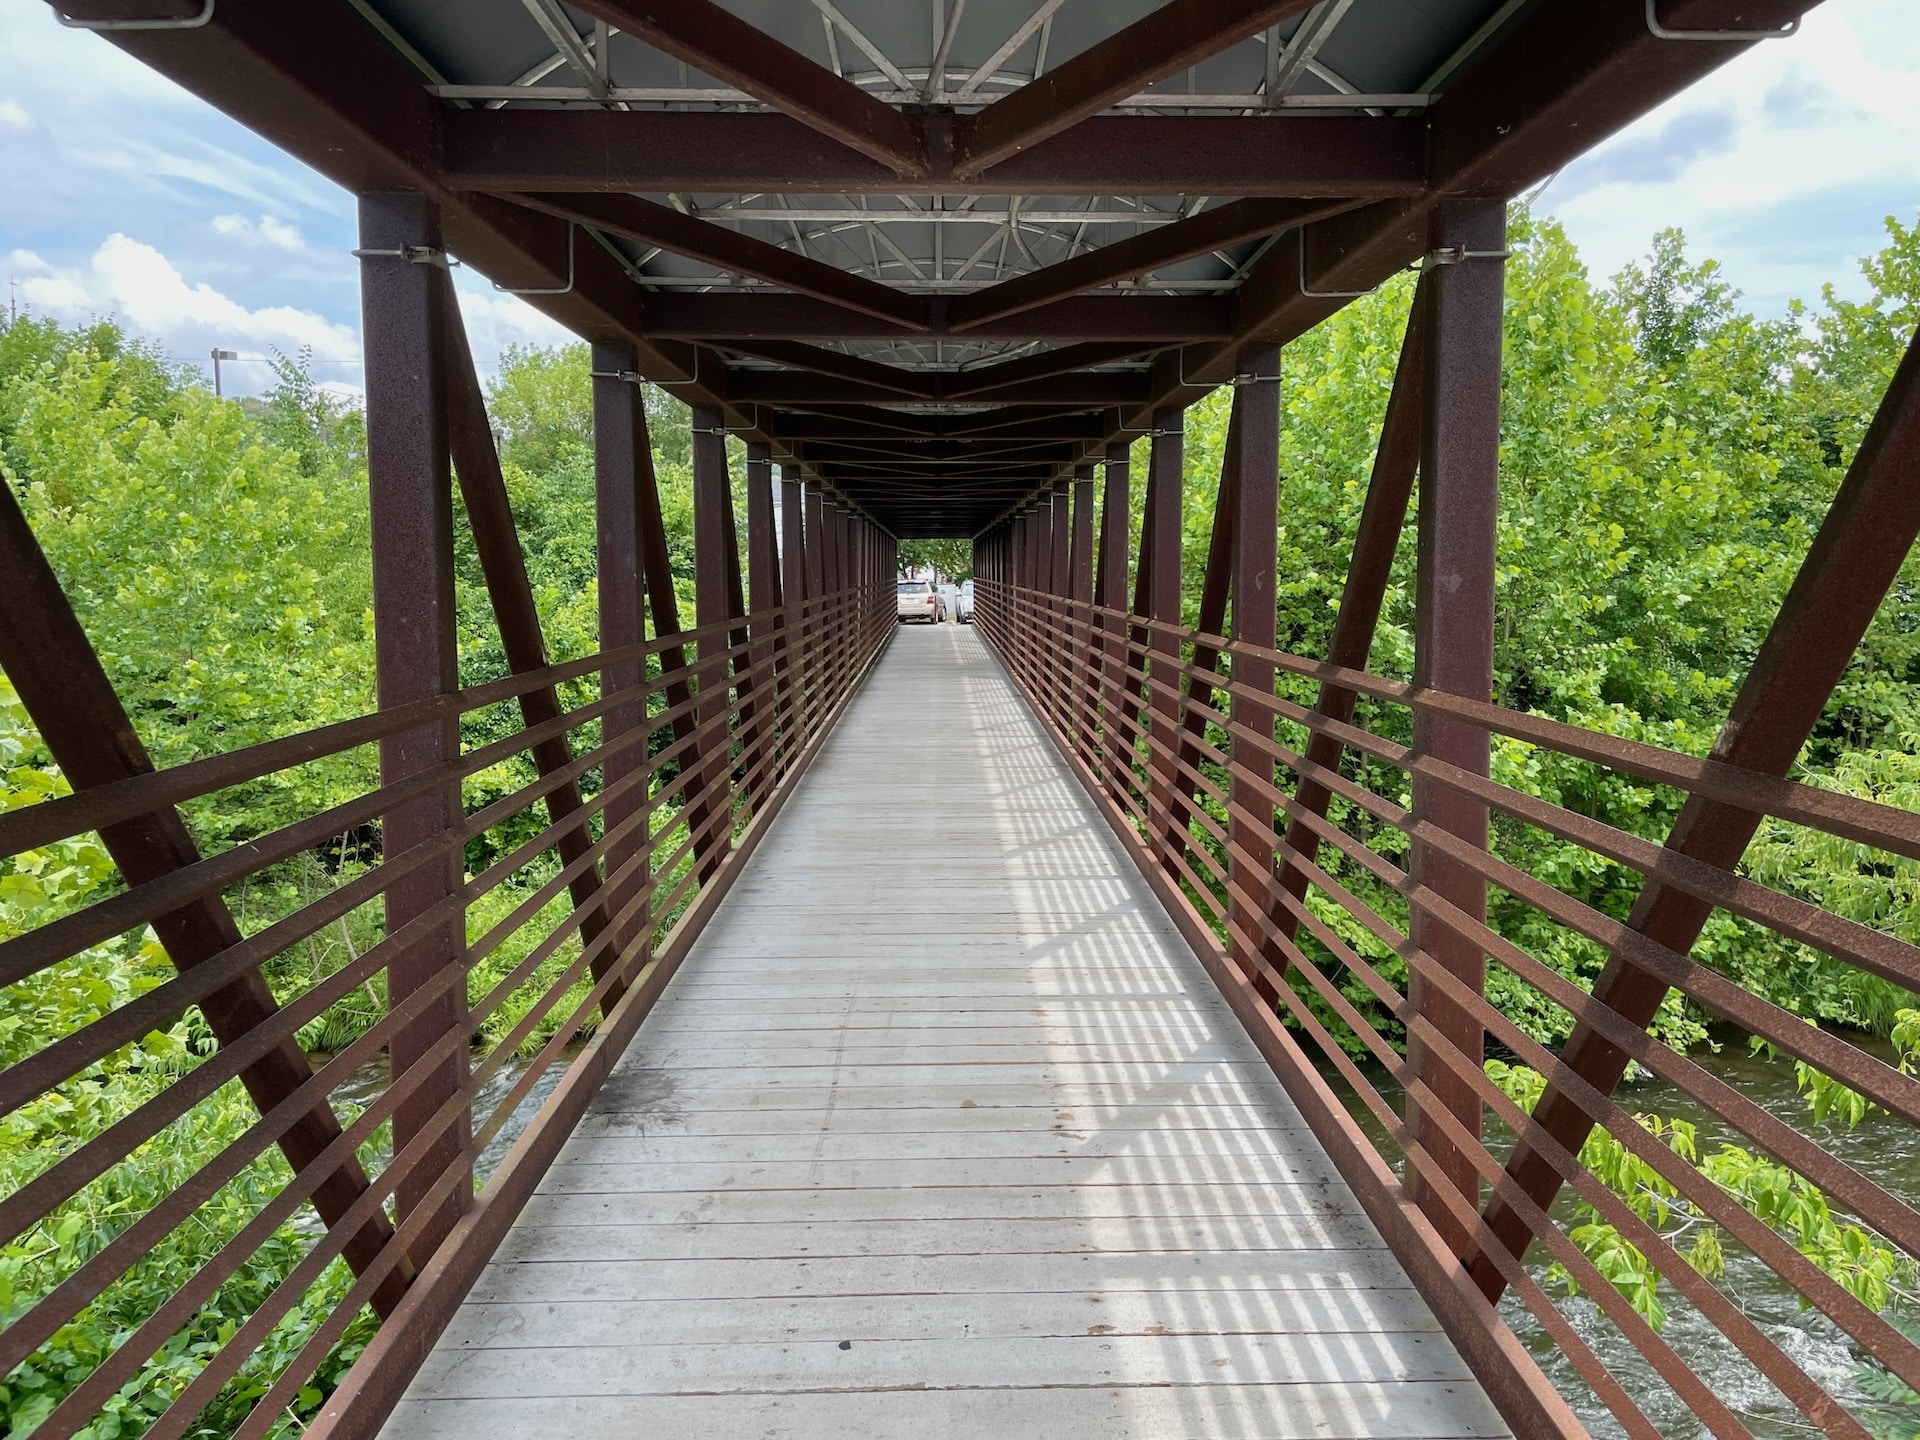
xmin=71 ymin=0 xmax=1806 ymax=533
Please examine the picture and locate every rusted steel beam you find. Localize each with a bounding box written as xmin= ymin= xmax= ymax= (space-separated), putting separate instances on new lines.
xmin=781 ymin=468 xmax=808 ymax=602
xmin=640 ymin=294 xmax=1231 ymax=344
xmin=952 ymin=0 xmax=1318 ymax=176
xmin=1405 ymin=199 xmax=1505 ymax=1248
xmin=1097 ymin=442 xmax=1135 ymax=814
xmin=1273 ymin=278 xmax=1428 ymax=943
xmin=1069 ymin=465 xmax=1096 ymax=608
xmin=565 ymin=0 xmax=925 ymax=175
xmin=438 ymin=108 xmax=1425 ymax=197
xmin=689 ymin=405 xmax=736 ymax=883
xmin=1230 ymin=344 xmax=1282 ymax=1001
xmin=722 ymin=449 xmax=760 ymax=785
xmin=64 ymin=0 xmax=773 ymax=441
xmin=1472 ymin=318 xmax=1920 ymax=1298
xmin=803 ymin=485 xmax=827 ymax=602
xmin=716 ymin=339 xmax=931 ymax=398
xmin=941 ymin=343 xmax=1164 ymax=398
xmin=801 ymin=440 xmax=1079 ymax=465
xmin=951 ymin=198 xmax=1354 ymax=332
xmin=1105 ymin=0 xmax=1825 ymax=453
xmin=440 ymin=269 xmax=618 ymax=1008
xmin=511 ymin=193 xmax=927 ymax=332
xmin=1145 ymin=407 xmax=1187 ymax=866
xmin=1174 ymin=400 xmax=1240 ymax=842
xmin=359 ymin=192 xmax=469 ymax=1261
xmin=590 ymin=344 xmax=654 ymax=979
xmin=0 ymin=479 xmax=405 ymax=1313
xmin=731 ymin=371 xmax=1150 ymax=408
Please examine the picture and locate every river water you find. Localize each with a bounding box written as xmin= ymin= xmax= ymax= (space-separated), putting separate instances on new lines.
xmin=1323 ymin=1034 xmax=1919 ymax=1438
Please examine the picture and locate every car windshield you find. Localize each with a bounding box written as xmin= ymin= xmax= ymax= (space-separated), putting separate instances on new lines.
xmin=896 ymin=581 xmax=928 ymax=594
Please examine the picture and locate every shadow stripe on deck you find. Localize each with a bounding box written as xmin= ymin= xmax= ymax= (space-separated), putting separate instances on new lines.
xmin=382 ymin=624 xmax=1511 ymax=1440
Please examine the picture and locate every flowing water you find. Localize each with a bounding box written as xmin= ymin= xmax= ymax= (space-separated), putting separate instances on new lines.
xmin=1323 ymin=1034 xmax=1920 ymax=1438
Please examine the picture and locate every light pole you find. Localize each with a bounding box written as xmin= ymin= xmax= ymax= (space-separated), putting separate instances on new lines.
xmin=210 ymin=348 xmax=238 ymax=397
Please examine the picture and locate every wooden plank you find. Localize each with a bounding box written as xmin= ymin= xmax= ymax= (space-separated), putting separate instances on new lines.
xmin=387 ymin=1384 xmax=1508 ymax=1440
xmin=435 ymin=1287 xmax=1445 ymax=1349
xmin=517 ymin=1183 xmax=1362 ymax=1226
xmin=469 ymin=1247 xmax=1425 ymax=1303
xmin=536 ymin=1152 xmax=1347 ymax=1192
xmin=494 ymin=1213 xmax=1388 ymax=1264
xmin=404 ymin=1329 xmax=1474 ymax=1397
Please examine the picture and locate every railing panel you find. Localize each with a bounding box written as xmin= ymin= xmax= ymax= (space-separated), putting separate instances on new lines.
xmin=975 ymin=577 xmax=1920 ymax=1440
xmin=0 ymin=584 xmax=894 ymax=1440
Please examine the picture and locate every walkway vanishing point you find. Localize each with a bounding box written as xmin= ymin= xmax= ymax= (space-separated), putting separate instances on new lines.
xmin=383 ymin=626 xmax=1510 ymax=1439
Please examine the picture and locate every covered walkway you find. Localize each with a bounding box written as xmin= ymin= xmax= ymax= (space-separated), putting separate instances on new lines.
xmin=383 ymin=626 xmax=1507 ymax=1439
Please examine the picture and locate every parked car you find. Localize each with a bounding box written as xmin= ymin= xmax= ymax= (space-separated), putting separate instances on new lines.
xmin=938 ymin=582 xmax=961 ymax=623
xmin=957 ymin=579 xmax=975 ymax=623
xmin=895 ymin=578 xmax=941 ymax=623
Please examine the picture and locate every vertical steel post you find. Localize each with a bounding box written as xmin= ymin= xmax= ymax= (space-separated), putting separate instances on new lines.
xmin=743 ymin=441 xmax=777 ymax=793
xmin=1069 ymin=464 xmax=1095 ymax=605
xmin=804 ymin=484 xmax=827 ymax=602
xmin=1405 ymin=197 xmax=1506 ymax=1243
xmin=1097 ymin=442 xmax=1134 ymax=809
xmin=690 ymin=404 xmax=734 ymax=880
xmin=1069 ymin=464 xmax=1097 ymax=756
xmin=1230 ymin=344 xmax=1281 ymax=993
xmin=1048 ymin=485 xmax=1073 ymax=721
xmin=778 ymin=466 xmax=806 ymax=745
xmin=1145 ymin=407 xmax=1185 ymax=867
xmin=358 ymin=191 xmax=467 ymax=1257
xmin=591 ymin=342 xmax=651 ymax=970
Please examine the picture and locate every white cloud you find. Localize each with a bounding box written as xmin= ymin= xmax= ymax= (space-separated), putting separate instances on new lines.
xmin=450 ymin=273 xmax=580 ymax=359
xmin=11 ymin=234 xmax=358 ymax=391
xmin=1548 ymin=0 xmax=1920 ymax=313
xmin=210 ymin=214 xmax=310 ymax=252
xmin=0 ymin=98 xmax=28 ymax=128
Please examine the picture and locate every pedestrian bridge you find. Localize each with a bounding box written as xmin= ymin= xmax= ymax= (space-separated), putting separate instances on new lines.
xmin=9 ymin=2 xmax=1920 ymax=1438
xmin=382 ymin=626 xmax=1507 ymax=1439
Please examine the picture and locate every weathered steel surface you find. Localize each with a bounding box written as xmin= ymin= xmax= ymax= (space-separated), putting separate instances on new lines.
xmin=1404 ymin=199 xmax=1505 ymax=1245
xmin=360 ymin=190 xmax=470 ymax=1260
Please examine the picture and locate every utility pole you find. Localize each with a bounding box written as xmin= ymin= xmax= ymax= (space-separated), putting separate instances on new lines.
xmin=210 ymin=347 xmax=238 ymax=397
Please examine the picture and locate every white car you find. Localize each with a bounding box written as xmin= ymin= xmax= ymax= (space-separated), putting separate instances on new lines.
xmin=957 ymin=579 xmax=975 ymax=623
xmin=896 ymin=578 xmax=941 ymax=623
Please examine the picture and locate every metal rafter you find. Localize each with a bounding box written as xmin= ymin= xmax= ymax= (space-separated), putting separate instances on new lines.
xmin=953 ymin=0 xmax=1320 ymax=175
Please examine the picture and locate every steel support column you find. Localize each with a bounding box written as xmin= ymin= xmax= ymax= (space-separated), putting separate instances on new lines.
xmin=359 ymin=192 xmax=468 ymax=1259
xmin=804 ymin=484 xmax=827 ymax=602
xmin=592 ymin=344 xmax=661 ymax=964
xmin=1229 ymin=343 xmax=1281 ymax=995
xmin=1145 ymin=407 xmax=1186 ymax=865
xmin=690 ymin=404 xmax=734 ymax=881
xmin=1097 ymin=442 xmax=1133 ymax=813
xmin=1404 ymin=198 xmax=1505 ymax=1243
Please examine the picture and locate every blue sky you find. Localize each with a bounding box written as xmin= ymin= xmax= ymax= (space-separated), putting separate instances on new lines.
xmin=2 ymin=0 xmax=1916 ymax=399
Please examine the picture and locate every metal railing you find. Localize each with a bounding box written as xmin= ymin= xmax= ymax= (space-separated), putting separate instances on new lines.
xmin=0 ymin=582 xmax=894 ymax=1440
xmin=976 ymin=576 xmax=1920 ymax=1440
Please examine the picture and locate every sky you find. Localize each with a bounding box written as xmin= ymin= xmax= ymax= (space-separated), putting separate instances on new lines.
xmin=1 ymin=0 xmax=1916 ymax=399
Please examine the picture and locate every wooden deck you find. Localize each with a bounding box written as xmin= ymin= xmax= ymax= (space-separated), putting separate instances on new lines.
xmin=382 ymin=624 xmax=1511 ymax=1440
